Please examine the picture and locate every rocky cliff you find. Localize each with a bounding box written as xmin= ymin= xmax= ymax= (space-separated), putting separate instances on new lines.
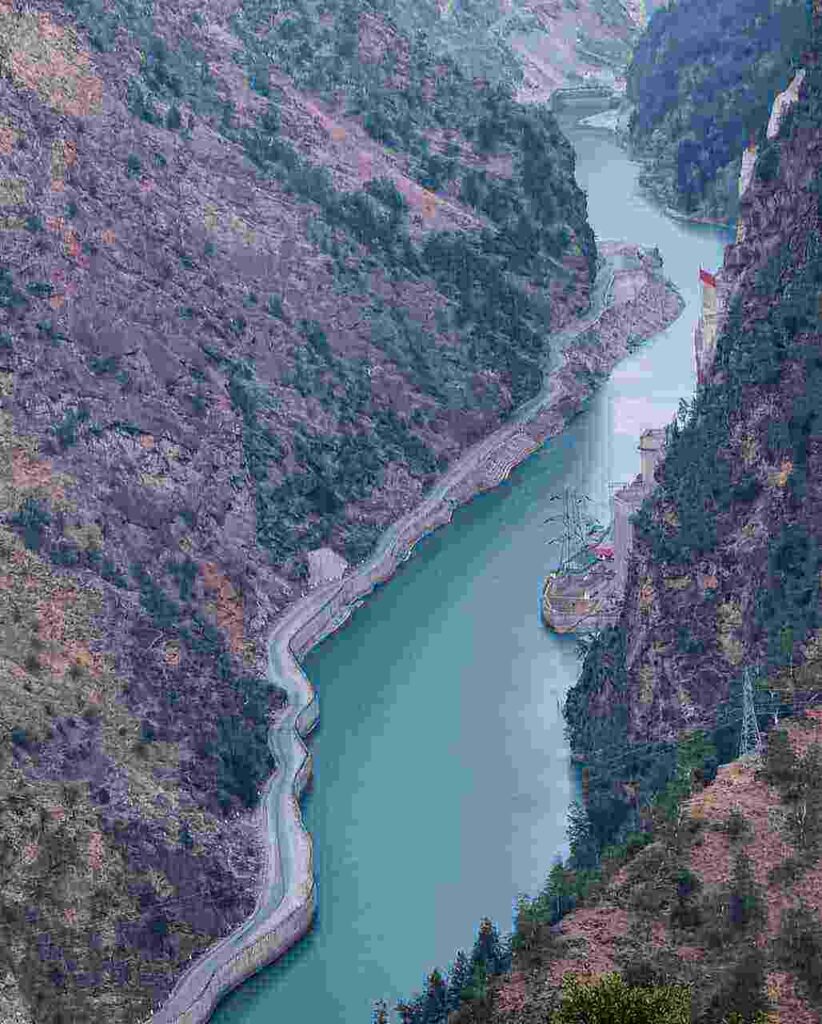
xmin=550 ymin=25 xmax=822 ymax=1022
xmin=625 ymin=0 xmax=813 ymax=221
xmin=386 ymin=20 xmax=822 ymax=1024
xmin=0 ymin=0 xmax=659 ymax=1018
xmin=612 ymin=57 xmax=822 ymax=752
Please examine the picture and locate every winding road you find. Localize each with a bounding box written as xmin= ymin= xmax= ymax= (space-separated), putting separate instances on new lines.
xmin=147 ymin=241 xmax=684 ymax=1024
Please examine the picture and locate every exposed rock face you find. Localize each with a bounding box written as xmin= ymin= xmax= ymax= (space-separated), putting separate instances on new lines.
xmin=593 ymin=65 xmax=822 ymax=750
xmin=767 ymin=69 xmax=807 ymax=142
xmin=738 ymin=142 xmax=758 ymax=203
xmin=0 ymin=0 xmax=635 ymax=1017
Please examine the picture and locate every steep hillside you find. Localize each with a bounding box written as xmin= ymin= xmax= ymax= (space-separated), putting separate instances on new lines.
xmin=509 ymin=0 xmax=645 ymax=105
xmin=625 ymin=0 xmax=812 ymax=221
xmin=383 ymin=13 xmax=822 ymax=1024
xmin=0 ymin=0 xmax=634 ymax=1019
xmin=386 ymin=714 xmax=822 ymax=1024
xmin=567 ymin=46 xmax=822 ymax=859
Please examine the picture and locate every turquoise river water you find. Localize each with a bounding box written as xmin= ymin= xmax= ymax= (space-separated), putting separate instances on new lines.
xmin=213 ymin=108 xmax=734 ymax=1023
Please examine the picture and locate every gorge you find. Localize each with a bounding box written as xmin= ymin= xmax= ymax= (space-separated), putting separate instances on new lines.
xmin=2 ymin=0 xmax=820 ymax=1021
xmin=200 ymin=105 xmax=730 ymax=1024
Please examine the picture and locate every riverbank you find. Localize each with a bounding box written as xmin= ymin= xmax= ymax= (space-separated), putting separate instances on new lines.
xmin=572 ymin=108 xmax=737 ymax=231
xmin=660 ymin=204 xmax=734 ymax=229
xmin=146 ymin=241 xmax=685 ymax=1024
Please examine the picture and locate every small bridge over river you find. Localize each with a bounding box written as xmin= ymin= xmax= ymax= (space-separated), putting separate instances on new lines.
xmin=550 ymin=85 xmax=619 ymax=113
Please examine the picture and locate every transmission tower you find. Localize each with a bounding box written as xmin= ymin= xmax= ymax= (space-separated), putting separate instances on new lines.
xmin=544 ymin=487 xmax=604 ymax=573
xmin=738 ymin=664 xmax=763 ymax=759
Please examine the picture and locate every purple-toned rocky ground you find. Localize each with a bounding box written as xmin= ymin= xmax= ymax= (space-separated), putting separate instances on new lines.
xmin=0 ymin=0 xmax=643 ymax=1019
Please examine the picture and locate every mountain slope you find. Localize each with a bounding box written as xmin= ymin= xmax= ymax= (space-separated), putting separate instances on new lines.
xmin=386 ymin=13 xmax=822 ymax=1024
xmin=0 ymin=0 xmax=662 ymax=1018
xmin=625 ymin=0 xmax=812 ymax=221
xmin=382 ymin=715 xmax=822 ymax=1024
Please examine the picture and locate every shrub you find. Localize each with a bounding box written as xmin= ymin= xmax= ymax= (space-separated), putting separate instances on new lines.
xmin=727 ymin=848 xmax=765 ymax=934
xmin=0 ymin=267 xmax=28 ymax=311
xmin=755 ymin=140 xmax=780 ymax=182
xmin=755 ymin=523 xmax=821 ymax=670
xmin=89 ymin=355 xmax=118 ymax=375
xmin=130 ymin=564 xmax=180 ymax=629
xmin=11 ymin=727 xmax=30 ymax=747
xmin=693 ymin=946 xmax=770 ymax=1024
xmin=670 ymin=867 xmax=703 ymax=930
xmin=166 ymin=557 xmax=198 ymax=602
xmin=126 ymin=78 xmax=160 ymax=124
xmin=126 ymin=153 xmax=142 ymax=178
xmin=50 ymin=543 xmax=79 ymax=567
xmin=52 ymin=405 xmax=90 ymax=449
xmin=773 ymin=901 xmax=822 ymax=1007
xmin=26 ymin=281 xmax=53 ymax=298
xmin=725 ymin=807 xmax=752 ymax=841
xmin=11 ymin=497 xmax=51 ymax=550
xmin=550 ymin=972 xmax=691 ymax=1024
xmin=213 ymin=711 xmax=274 ymax=810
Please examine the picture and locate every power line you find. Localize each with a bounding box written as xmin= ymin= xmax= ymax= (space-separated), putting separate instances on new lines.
xmin=560 ymin=691 xmax=822 ymax=780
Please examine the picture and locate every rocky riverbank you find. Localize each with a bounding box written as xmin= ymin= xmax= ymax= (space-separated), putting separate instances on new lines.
xmin=146 ymin=240 xmax=685 ymax=1024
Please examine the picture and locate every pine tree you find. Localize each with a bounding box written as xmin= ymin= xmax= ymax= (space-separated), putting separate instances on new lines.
xmin=727 ymin=848 xmax=764 ymax=933
xmin=470 ymin=918 xmax=506 ymax=977
xmin=420 ymin=969 xmax=448 ymax=1024
xmin=446 ymin=951 xmax=471 ymax=1013
xmin=567 ymin=799 xmax=600 ymax=870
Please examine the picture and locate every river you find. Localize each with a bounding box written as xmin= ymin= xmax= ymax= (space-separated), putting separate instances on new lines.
xmin=212 ymin=105 xmax=733 ymax=1023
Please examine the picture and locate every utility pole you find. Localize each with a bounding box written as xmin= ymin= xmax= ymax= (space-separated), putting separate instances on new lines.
xmin=739 ymin=664 xmax=763 ymax=759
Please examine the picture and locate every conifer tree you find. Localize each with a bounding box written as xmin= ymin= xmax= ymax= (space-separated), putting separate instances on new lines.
xmin=446 ymin=950 xmax=471 ymax=1013
xmin=727 ymin=848 xmax=764 ymax=933
xmin=470 ymin=918 xmax=507 ymax=977
xmin=420 ymin=969 xmax=447 ymax=1023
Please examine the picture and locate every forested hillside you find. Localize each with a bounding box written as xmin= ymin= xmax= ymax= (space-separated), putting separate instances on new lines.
xmin=382 ymin=714 xmax=822 ymax=1024
xmin=626 ymin=0 xmax=812 ymax=220
xmin=383 ymin=6 xmax=822 ymax=1023
xmin=0 ymin=0 xmax=606 ymax=1018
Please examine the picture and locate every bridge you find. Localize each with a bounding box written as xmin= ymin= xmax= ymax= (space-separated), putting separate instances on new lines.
xmin=550 ymin=85 xmax=619 ymax=113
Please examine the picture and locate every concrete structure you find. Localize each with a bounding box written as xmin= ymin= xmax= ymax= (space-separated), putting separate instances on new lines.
xmin=639 ymin=426 xmax=665 ymax=485
xmin=612 ymin=427 xmax=666 ymax=594
xmin=693 ymin=269 xmax=720 ymax=386
xmin=766 ymin=69 xmax=806 ymax=142
xmin=306 ymin=547 xmax=348 ymax=590
xmin=543 ymin=427 xmax=667 ymax=633
xmin=738 ymin=140 xmax=758 ymax=204
xmin=737 ymin=69 xmax=806 ymax=240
